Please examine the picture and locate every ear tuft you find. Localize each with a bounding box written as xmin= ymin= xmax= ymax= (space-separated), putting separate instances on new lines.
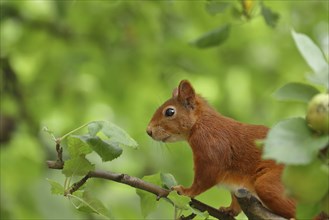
xmin=177 ymin=80 xmax=195 ymax=109
xmin=172 ymin=87 xmax=178 ymax=98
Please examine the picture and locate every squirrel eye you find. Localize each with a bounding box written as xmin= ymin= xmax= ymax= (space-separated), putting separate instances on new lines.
xmin=164 ymin=107 xmax=175 ymax=117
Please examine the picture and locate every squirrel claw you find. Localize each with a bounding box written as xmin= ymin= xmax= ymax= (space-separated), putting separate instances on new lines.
xmin=171 ymin=185 xmax=196 ymax=198
xmin=171 ymin=185 xmax=184 ymax=195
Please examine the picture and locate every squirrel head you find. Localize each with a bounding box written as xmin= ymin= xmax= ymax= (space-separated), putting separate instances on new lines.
xmin=146 ymin=80 xmax=199 ymax=142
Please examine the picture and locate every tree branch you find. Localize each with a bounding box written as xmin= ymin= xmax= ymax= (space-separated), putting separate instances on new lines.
xmin=47 ymin=160 xmax=235 ymax=220
xmin=46 ymin=142 xmax=289 ymax=220
xmin=235 ymin=189 xmax=287 ymax=220
xmin=88 ymin=171 xmax=171 ymax=199
xmin=190 ymin=198 xmax=236 ymax=220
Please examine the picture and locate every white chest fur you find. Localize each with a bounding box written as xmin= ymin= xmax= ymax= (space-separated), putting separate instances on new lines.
xmin=219 ymin=183 xmax=242 ymax=193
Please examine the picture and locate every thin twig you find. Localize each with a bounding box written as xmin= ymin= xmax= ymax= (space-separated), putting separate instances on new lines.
xmin=46 ymin=160 xmax=64 ymax=169
xmin=56 ymin=143 xmax=63 ymax=163
xmin=65 ymin=174 xmax=90 ymax=196
xmin=179 ymin=213 xmax=196 ymax=220
xmin=47 ymin=161 xmax=236 ymax=220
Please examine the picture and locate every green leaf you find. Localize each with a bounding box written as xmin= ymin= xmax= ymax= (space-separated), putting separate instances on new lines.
xmin=136 ymin=173 xmax=162 ymax=217
xmin=283 ymin=159 xmax=329 ymax=204
xmin=160 ymin=173 xmax=177 ymax=190
xmin=46 ymin=178 xmax=64 ymax=195
xmin=273 ymin=82 xmax=320 ymax=103
xmin=260 ymin=3 xmax=279 ymax=28
xmin=307 ymin=66 xmax=329 ymax=89
xmin=263 ymin=118 xmax=329 ymax=165
xmin=102 ymin=122 xmax=138 ymax=148
xmin=72 ymin=189 xmax=84 ymax=198
xmin=62 ymin=155 xmax=95 ymax=177
xmin=167 ymin=191 xmax=190 ymax=210
xmin=67 ymin=135 xmax=92 ymax=157
xmin=205 ymin=1 xmax=231 ymax=16
xmin=191 ymin=24 xmax=230 ymax=49
xmin=88 ymin=122 xmax=103 ymax=136
xmin=72 ymin=191 xmax=112 ymax=219
xmin=136 ymin=190 xmax=157 ymax=218
xmin=189 ymin=206 xmax=209 ymax=218
xmin=86 ymin=136 xmax=123 ymax=162
xmin=292 ymin=30 xmax=328 ymax=74
xmin=296 ymin=202 xmax=321 ymax=220
xmin=231 ymin=6 xmax=242 ymax=19
xmin=89 ymin=121 xmax=138 ymax=149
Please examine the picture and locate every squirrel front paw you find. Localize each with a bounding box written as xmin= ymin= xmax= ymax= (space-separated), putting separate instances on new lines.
xmin=172 ymin=185 xmax=193 ymax=197
xmin=171 ymin=185 xmax=186 ymax=195
xmin=219 ymin=206 xmax=241 ymax=217
xmin=171 ymin=185 xmax=197 ymax=198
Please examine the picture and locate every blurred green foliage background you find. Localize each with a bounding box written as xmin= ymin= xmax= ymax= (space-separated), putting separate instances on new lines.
xmin=1 ymin=0 xmax=328 ymax=219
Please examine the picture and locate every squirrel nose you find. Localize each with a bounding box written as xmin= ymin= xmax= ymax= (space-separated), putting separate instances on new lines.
xmin=146 ymin=127 xmax=153 ymax=137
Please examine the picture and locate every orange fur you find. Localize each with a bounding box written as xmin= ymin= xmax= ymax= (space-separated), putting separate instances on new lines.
xmin=147 ymin=80 xmax=296 ymax=218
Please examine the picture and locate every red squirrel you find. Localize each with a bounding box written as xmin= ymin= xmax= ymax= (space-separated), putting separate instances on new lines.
xmin=146 ymin=80 xmax=296 ymax=218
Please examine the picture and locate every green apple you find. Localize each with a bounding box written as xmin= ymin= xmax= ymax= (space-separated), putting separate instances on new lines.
xmin=283 ymin=159 xmax=329 ymax=204
xmin=306 ymin=93 xmax=329 ymax=134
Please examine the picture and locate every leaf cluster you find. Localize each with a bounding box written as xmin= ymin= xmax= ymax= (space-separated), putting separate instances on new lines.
xmin=47 ymin=121 xmax=138 ymax=219
xmin=192 ymin=0 xmax=279 ymax=48
xmin=46 ymin=119 xmax=213 ymax=219
xmin=264 ymin=30 xmax=329 ymax=219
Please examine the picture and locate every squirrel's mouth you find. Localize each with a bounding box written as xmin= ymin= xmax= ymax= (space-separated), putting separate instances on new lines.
xmin=161 ymin=136 xmax=170 ymax=142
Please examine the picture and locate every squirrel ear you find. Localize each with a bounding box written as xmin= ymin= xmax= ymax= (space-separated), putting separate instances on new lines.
xmin=172 ymin=87 xmax=178 ymax=98
xmin=177 ymin=80 xmax=195 ymax=109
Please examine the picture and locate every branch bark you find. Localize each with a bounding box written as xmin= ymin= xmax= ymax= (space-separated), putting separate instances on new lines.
xmin=235 ymin=189 xmax=287 ymax=220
